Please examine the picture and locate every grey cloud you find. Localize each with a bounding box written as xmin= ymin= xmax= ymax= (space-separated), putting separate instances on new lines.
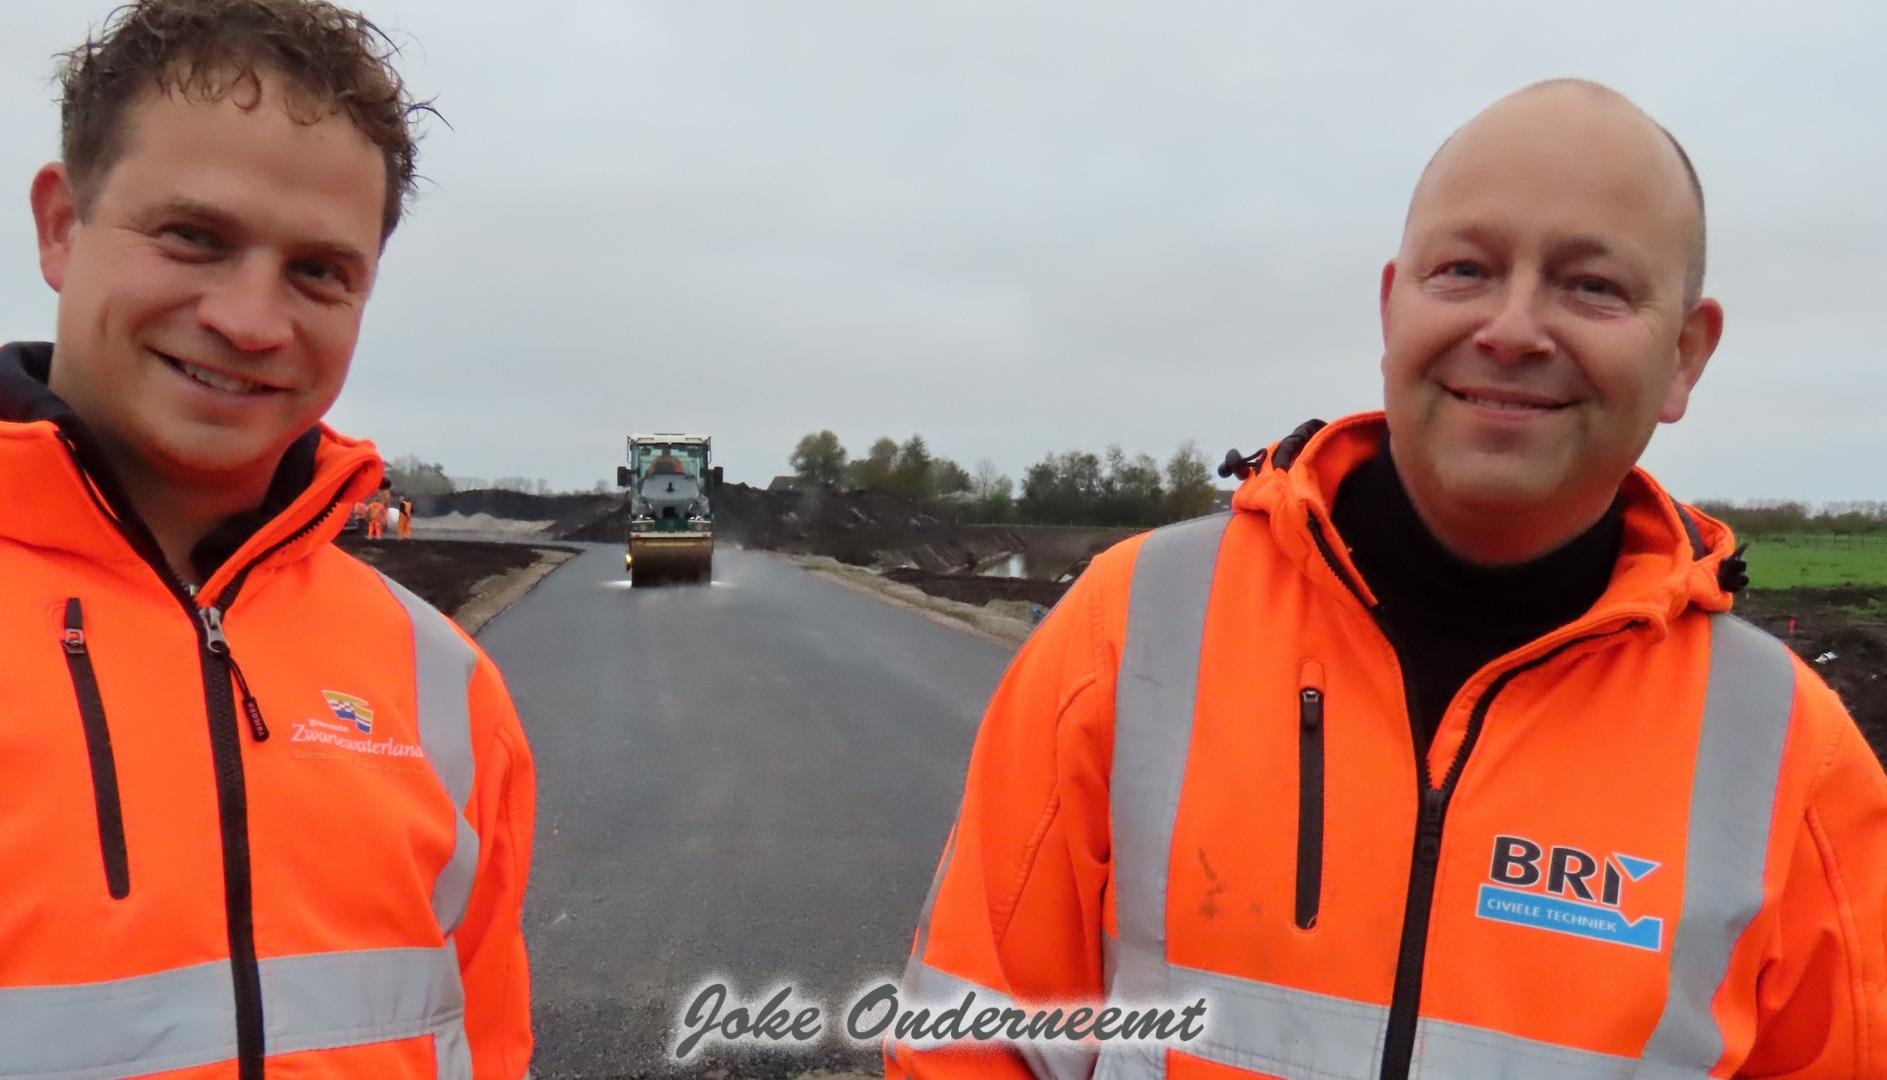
xmin=2 ymin=0 xmax=1880 ymax=500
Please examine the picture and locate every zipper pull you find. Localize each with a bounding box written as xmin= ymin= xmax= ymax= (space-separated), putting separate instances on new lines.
xmin=197 ymin=605 xmax=228 ymax=651
xmin=63 ymin=598 xmax=87 ymax=655
xmin=198 ymin=607 xmax=270 ymax=742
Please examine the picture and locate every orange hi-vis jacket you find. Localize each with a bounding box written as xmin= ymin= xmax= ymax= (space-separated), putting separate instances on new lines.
xmin=893 ymin=413 xmax=1887 ymax=1079
xmin=0 ymin=343 xmax=536 ymax=1078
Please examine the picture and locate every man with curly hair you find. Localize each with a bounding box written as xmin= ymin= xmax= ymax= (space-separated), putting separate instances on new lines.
xmin=1 ymin=1 xmax=535 ymax=1076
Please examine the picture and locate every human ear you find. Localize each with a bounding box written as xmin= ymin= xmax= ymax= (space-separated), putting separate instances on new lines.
xmin=1658 ymin=297 xmax=1724 ymax=423
xmin=30 ymin=163 xmax=78 ymax=293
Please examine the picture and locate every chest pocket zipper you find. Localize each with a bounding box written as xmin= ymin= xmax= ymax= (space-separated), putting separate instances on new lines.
xmin=1295 ymin=682 xmax=1326 ymax=930
xmin=60 ymin=598 xmax=130 ymax=900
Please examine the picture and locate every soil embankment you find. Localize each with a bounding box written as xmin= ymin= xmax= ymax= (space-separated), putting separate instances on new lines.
xmin=337 ymin=536 xmax=576 ymax=634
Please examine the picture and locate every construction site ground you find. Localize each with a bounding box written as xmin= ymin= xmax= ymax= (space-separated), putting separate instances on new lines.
xmin=336 ymin=536 xmax=578 ymax=635
xmin=1734 ymin=588 xmax=1886 ymax=761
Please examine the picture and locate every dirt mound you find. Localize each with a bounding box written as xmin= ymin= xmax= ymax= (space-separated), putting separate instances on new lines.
xmin=336 ymin=537 xmax=550 ymax=617
xmin=882 ymin=568 xmax=1068 ymax=609
xmin=1738 ymin=587 xmax=1887 ymax=762
xmin=419 ymin=490 xmax=619 ymax=539
xmin=715 ymin=483 xmax=1015 ymax=569
xmin=563 ymin=505 xmax=628 ymax=543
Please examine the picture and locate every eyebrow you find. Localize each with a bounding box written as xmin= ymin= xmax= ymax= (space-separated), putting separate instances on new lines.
xmin=147 ymin=197 xmax=371 ymax=278
xmin=1439 ymin=224 xmax=1646 ymax=266
xmin=1543 ymin=235 xmax=1617 ymax=262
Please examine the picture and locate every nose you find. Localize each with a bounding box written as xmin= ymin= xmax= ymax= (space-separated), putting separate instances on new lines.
xmin=1472 ymin=274 xmax=1552 ymax=365
xmin=197 ymin=255 xmax=293 ymax=352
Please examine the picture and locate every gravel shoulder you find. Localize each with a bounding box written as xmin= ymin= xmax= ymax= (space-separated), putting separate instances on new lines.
xmin=776 ymin=552 xmax=1041 ymax=650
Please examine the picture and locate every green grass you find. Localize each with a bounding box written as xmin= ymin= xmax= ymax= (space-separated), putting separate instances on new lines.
xmin=1741 ymin=533 xmax=1887 ymax=591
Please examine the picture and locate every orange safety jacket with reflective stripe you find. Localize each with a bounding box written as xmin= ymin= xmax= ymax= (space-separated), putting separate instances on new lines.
xmin=892 ymin=413 xmax=1887 ymax=1079
xmin=0 ymin=342 xmax=535 ymax=1078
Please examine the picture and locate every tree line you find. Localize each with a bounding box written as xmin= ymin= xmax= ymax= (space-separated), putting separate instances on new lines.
xmin=1692 ymin=500 xmax=1887 ymax=537
xmin=385 ymin=457 xmax=619 ymax=498
xmin=789 ymin=430 xmax=1220 ymax=526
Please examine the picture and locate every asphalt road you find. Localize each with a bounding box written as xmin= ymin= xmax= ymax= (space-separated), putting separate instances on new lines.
xmin=475 ymin=544 xmax=1014 ymax=1078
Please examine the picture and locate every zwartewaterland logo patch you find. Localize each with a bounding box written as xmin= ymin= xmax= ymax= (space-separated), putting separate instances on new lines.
xmin=289 ymin=690 xmax=426 ymax=770
xmin=323 ymin=691 xmax=374 ymax=734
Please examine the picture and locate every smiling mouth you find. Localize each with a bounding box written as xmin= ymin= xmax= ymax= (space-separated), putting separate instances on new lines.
xmin=156 ymin=351 xmax=282 ymax=396
xmin=1447 ymin=388 xmax=1569 ymax=412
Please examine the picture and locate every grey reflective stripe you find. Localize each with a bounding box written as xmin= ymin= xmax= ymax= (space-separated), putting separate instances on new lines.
xmin=1099 ymin=515 xmax=1229 ymax=1080
xmin=1641 ymin=614 xmax=1796 ymax=1069
xmin=435 ymin=814 xmax=480 ymax=938
xmin=1105 ymin=935 xmax=1386 ymax=1080
xmin=1108 ymin=937 xmax=1716 ymax=1080
xmin=0 ymin=945 xmax=468 ymax=1079
xmin=903 ymin=961 xmax=1096 ymax=1080
xmin=375 ymin=570 xmax=482 ymax=934
xmin=433 ymin=1017 xmax=474 ymax=1079
xmin=900 ymin=823 xmax=958 ymax=994
xmin=1109 ymin=514 xmax=1233 ymax=960
xmin=1414 ymin=1015 xmax=1692 ymax=1080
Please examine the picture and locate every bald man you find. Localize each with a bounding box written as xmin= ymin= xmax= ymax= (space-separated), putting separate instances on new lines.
xmin=890 ymin=81 xmax=1886 ymax=1079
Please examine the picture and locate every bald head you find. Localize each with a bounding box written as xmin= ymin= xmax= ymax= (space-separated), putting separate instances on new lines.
xmin=1409 ymin=80 xmax=1707 ymax=307
xmin=1379 ymin=77 xmax=1728 ymax=566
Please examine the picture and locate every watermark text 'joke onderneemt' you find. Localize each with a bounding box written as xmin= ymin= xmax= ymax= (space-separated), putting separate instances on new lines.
xmin=674 ymin=981 xmax=1208 ymax=1060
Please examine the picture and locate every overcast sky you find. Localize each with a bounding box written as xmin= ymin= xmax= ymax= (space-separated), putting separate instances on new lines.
xmin=2 ymin=2 xmax=1880 ymax=501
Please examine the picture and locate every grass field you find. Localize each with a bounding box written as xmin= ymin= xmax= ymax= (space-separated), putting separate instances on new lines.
xmin=1741 ymin=533 xmax=1887 ymax=591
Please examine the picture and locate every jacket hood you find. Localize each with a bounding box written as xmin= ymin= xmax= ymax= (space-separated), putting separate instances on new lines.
xmin=1230 ymin=412 xmax=1741 ymax=632
xmin=0 ymin=341 xmax=383 ymax=600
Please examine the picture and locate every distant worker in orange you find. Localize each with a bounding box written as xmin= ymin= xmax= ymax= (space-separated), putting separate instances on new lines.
xmin=894 ymin=80 xmax=1887 ymax=1078
xmin=365 ymin=481 xmax=389 ymax=540
xmin=398 ymin=494 xmax=414 ymax=538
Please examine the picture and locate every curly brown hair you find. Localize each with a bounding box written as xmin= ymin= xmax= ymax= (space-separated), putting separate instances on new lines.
xmin=57 ymin=0 xmax=431 ymax=240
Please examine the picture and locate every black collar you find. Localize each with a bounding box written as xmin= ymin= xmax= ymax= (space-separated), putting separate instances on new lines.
xmin=1330 ymin=438 xmax=1624 ymax=635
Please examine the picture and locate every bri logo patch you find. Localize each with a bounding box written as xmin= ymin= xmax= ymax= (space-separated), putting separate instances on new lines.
xmin=322 ymin=691 xmax=374 ymax=735
xmin=1475 ymin=835 xmax=1664 ymax=952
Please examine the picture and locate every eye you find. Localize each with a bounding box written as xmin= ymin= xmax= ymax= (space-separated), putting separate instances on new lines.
xmin=289 ymin=259 xmax=352 ymax=293
xmin=1436 ymin=260 xmax=1485 ymax=279
xmin=291 ymin=259 xmax=339 ymax=283
xmin=1568 ymin=275 xmax=1625 ymax=300
xmin=159 ymin=223 xmax=221 ymax=250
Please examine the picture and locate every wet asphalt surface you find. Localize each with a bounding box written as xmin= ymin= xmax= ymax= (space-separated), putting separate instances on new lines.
xmin=475 ymin=544 xmax=1012 ymax=1078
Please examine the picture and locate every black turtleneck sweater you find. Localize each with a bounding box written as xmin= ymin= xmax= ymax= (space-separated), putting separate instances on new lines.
xmin=1329 ymin=444 xmax=1624 ymax=757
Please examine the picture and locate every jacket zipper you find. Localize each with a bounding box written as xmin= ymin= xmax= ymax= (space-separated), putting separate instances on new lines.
xmin=1294 ymin=685 xmax=1325 ymax=931
xmin=1306 ymin=512 xmax=1626 ymax=1080
xmin=53 ymin=431 xmax=343 ymax=1080
xmin=193 ymin=601 xmax=266 ymax=1080
xmin=60 ymin=598 xmax=130 ymax=900
xmin=201 ymin=496 xmax=344 ymax=1080
xmin=200 ymin=606 xmax=270 ymax=742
